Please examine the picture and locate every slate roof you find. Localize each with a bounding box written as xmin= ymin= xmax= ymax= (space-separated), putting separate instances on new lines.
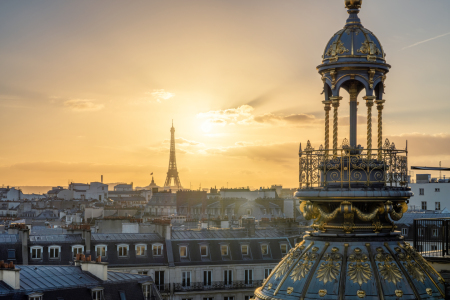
xmin=92 ymin=233 xmax=162 ymax=242
xmin=395 ymin=213 xmax=450 ymax=225
xmin=0 ymin=265 xmax=157 ymax=300
xmin=30 ymin=234 xmax=83 ymax=244
xmin=171 ymin=228 xmax=287 ymax=240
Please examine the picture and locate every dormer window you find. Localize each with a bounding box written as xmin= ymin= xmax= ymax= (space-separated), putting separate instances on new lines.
xmin=49 ymin=245 xmax=61 ymax=259
xmin=117 ymin=244 xmax=129 ymax=257
xmin=180 ymin=246 xmax=188 ymax=258
xmin=280 ymin=244 xmax=288 ymax=255
xmin=221 ymin=245 xmax=228 ymax=256
xmin=136 ymin=244 xmax=147 ymax=256
xmin=261 ymin=244 xmax=269 ymax=255
xmin=28 ymin=293 xmax=43 ymax=300
xmin=152 ymin=244 xmax=163 ymax=256
xmin=30 ymin=246 xmax=43 ymax=260
xmin=200 ymin=245 xmax=208 ymax=257
xmin=95 ymin=245 xmax=107 ymax=257
xmin=72 ymin=245 xmax=84 ymax=258
xmin=241 ymin=245 xmax=249 ymax=255
xmin=91 ymin=287 xmax=104 ymax=300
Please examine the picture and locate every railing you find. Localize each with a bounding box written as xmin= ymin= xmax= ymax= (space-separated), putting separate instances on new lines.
xmin=173 ymin=280 xmax=264 ymax=292
xmin=413 ymin=218 xmax=450 ymax=257
xmin=155 ymin=283 xmax=170 ymax=293
xmin=299 ymin=140 xmax=408 ymax=189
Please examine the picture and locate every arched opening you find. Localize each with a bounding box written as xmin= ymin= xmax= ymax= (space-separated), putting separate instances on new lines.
xmin=339 ymin=79 xmax=366 ymax=148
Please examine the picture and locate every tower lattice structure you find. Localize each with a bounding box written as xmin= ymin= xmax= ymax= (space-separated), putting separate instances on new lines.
xmin=164 ymin=121 xmax=182 ymax=188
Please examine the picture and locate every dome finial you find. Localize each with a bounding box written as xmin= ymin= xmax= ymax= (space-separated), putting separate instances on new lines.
xmin=345 ymin=0 xmax=362 ymax=10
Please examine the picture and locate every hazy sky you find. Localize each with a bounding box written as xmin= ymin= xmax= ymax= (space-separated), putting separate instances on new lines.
xmin=1 ymin=0 xmax=449 ymax=189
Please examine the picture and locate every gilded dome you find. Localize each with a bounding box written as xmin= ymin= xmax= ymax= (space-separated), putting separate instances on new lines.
xmin=322 ymin=2 xmax=386 ymax=65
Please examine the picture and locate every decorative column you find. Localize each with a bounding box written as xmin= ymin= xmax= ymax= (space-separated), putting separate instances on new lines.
xmin=375 ymin=99 xmax=386 ymax=160
xmin=322 ymin=100 xmax=332 ymax=157
xmin=349 ymin=82 xmax=358 ymax=148
xmin=363 ymin=96 xmax=376 ymax=157
xmin=330 ymin=96 xmax=342 ymax=156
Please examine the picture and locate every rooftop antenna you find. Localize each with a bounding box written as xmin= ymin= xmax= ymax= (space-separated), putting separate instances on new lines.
xmin=440 ymin=161 xmax=442 ymax=180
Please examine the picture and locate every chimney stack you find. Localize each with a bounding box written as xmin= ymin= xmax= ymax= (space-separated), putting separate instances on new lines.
xmin=101 ymin=175 xmax=103 ymax=183
xmin=0 ymin=263 xmax=20 ymax=289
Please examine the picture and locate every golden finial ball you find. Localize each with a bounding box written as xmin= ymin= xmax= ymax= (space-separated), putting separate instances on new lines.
xmin=345 ymin=0 xmax=362 ymax=9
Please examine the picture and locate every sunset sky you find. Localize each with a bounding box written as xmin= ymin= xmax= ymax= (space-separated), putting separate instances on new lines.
xmin=1 ymin=0 xmax=450 ymax=190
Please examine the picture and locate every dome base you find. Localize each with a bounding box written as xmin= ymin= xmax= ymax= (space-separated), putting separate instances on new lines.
xmin=255 ymin=235 xmax=445 ymax=300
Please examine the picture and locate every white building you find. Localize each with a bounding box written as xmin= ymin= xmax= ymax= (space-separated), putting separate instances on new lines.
xmin=0 ymin=187 xmax=23 ymax=201
xmin=58 ymin=182 xmax=108 ymax=201
xmin=220 ymin=188 xmax=277 ymax=200
xmin=409 ymin=174 xmax=450 ymax=212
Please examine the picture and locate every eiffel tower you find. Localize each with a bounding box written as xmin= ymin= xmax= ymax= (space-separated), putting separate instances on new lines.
xmin=164 ymin=121 xmax=182 ymax=188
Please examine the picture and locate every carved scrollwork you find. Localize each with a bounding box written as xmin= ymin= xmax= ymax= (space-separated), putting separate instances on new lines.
xmin=290 ymin=250 xmax=318 ymax=282
xmin=325 ymin=40 xmax=349 ymax=57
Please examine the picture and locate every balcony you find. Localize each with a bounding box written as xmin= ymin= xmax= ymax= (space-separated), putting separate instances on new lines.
xmin=413 ymin=218 xmax=450 ymax=258
xmin=155 ymin=284 xmax=170 ymax=294
xmin=173 ymin=280 xmax=264 ymax=292
xmin=299 ymin=141 xmax=408 ymax=190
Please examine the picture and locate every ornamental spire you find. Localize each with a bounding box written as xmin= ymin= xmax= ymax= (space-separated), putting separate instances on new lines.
xmin=345 ymin=0 xmax=362 ymax=26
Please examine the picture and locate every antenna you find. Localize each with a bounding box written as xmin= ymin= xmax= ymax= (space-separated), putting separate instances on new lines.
xmin=440 ymin=161 xmax=442 ymax=179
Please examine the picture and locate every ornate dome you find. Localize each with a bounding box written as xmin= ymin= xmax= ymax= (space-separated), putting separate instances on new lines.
xmin=322 ymin=2 xmax=386 ymax=65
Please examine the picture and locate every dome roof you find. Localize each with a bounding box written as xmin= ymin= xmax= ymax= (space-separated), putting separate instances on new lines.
xmin=322 ymin=4 xmax=386 ymax=65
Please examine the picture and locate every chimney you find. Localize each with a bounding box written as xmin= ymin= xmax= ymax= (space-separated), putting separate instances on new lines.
xmin=101 ymin=175 xmax=103 ymax=183
xmin=242 ymin=217 xmax=256 ymax=237
xmin=76 ymin=258 xmax=108 ymax=281
xmin=0 ymin=264 xmax=20 ymax=289
xmin=19 ymin=227 xmax=29 ymax=265
xmin=84 ymin=229 xmax=91 ymax=255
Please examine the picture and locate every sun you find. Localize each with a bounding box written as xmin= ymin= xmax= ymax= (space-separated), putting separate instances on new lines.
xmin=201 ymin=121 xmax=212 ymax=133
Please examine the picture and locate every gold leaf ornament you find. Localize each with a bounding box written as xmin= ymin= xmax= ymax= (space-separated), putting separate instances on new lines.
xmin=348 ymin=248 xmax=372 ymax=286
xmin=317 ymin=261 xmax=341 ymax=284
xmin=378 ymin=262 xmax=402 ymax=285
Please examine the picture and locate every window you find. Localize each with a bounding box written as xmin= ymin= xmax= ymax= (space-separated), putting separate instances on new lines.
xmin=142 ymin=284 xmax=151 ymax=300
xmin=245 ymin=296 xmax=253 ymax=300
xmin=433 ymin=229 xmax=438 ymax=237
xmin=30 ymin=246 xmax=43 ymax=259
xmin=49 ymin=246 xmax=61 ymax=259
xmin=224 ymin=270 xmax=233 ymax=285
xmin=200 ymin=245 xmax=208 ymax=257
xmin=419 ymin=188 xmax=424 ymax=195
xmin=436 ymin=202 xmax=441 ymax=210
xmin=180 ymin=246 xmax=188 ymax=258
xmin=7 ymin=249 xmax=15 ymax=260
xmin=95 ymin=245 xmax=107 ymax=257
xmin=28 ymin=294 xmax=43 ymax=300
xmin=72 ymin=245 xmax=84 ymax=258
xmin=418 ymin=228 xmax=424 ymax=236
xmin=435 ymin=188 xmax=440 ymax=192
xmin=224 ymin=297 xmax=234 ymax=300
xmin=264 ymin=268 xmax=273 ymax=279
xmin=91 ymin=288 xmax=104 ymax=300
xmin=155 ymin=271 xmax=165 ymax=291
xmin=136 ymin=244 xmax=147 ymax=256
xmin=204 ymin=270 xmax=212 ymax=286
xmin=182 ymin=271 xmax=191 ymax=287
xmin=280 ymin=244 xmax=288 ymax=255
xmin=203 ymin=298 xmax=214 ymax=300
xmin=261 ymin=244 xmax=269 ymax=255
xmin=221 ymin=245 xmax=228 ymax=256
xmin=431 ymin=245 xmax=438 ymax=251
xmin=152 ymin=244 xmax=163 ymax=256
xmin=421 ymin=201 xmax=427 ymax=210
xmin=244 ymin=269 xmax=253 ymax=285
xmin=401 ymin=228 xmax=408 ymax=236
xmin=138 ymin=271 xmax=148 ymax=275
xmin=241 ymin=245 xmax=249 ymax=256
xmin=118 ymin=244 xmax=129 ymax=257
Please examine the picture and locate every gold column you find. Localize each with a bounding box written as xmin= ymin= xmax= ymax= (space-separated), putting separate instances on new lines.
xmin=330 ymin=96 xmax=342 ymax=156
xmin=363 ymin=96 xmax=376 ymax=157
xmin=322 ymin=100 xmax=332 ymax=157
xmin=376 ymin=100 xmax=386 ymax=160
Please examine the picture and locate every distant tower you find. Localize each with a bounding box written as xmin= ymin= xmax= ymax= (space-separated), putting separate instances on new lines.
xmin=164 ymin=121 xmax=182 ymax=188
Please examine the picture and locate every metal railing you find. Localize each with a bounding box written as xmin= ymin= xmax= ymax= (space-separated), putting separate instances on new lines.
xmin=173 ymin=280 xmax=264 ymax=292
xmin=413 ymin=218 xmax=450 ymax=257
xmin=155 ymin=283 xmax=170 ymax=293
xmin=299 ymin=141 xmax=408 ymax=189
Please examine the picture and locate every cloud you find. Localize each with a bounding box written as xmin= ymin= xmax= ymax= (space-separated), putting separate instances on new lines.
xmin=197 ymin=105 xmax=254 ymax=123
xmin=163 ymin=137 xmax=204 ymax=147
xmin=0 ymin=161 xmax=148 ymax=173
xmin=149 ymin=89 xmax=175 ymax=103
xmin=387 ymin=133 xmax=450 ymax=157
xmin=64 ymin=99 xmax=104 ymax=112
xmin=253 ymin=113 xmax=319 ymax=125
xmin=402 ymin=32 xmax=450 ymax=51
